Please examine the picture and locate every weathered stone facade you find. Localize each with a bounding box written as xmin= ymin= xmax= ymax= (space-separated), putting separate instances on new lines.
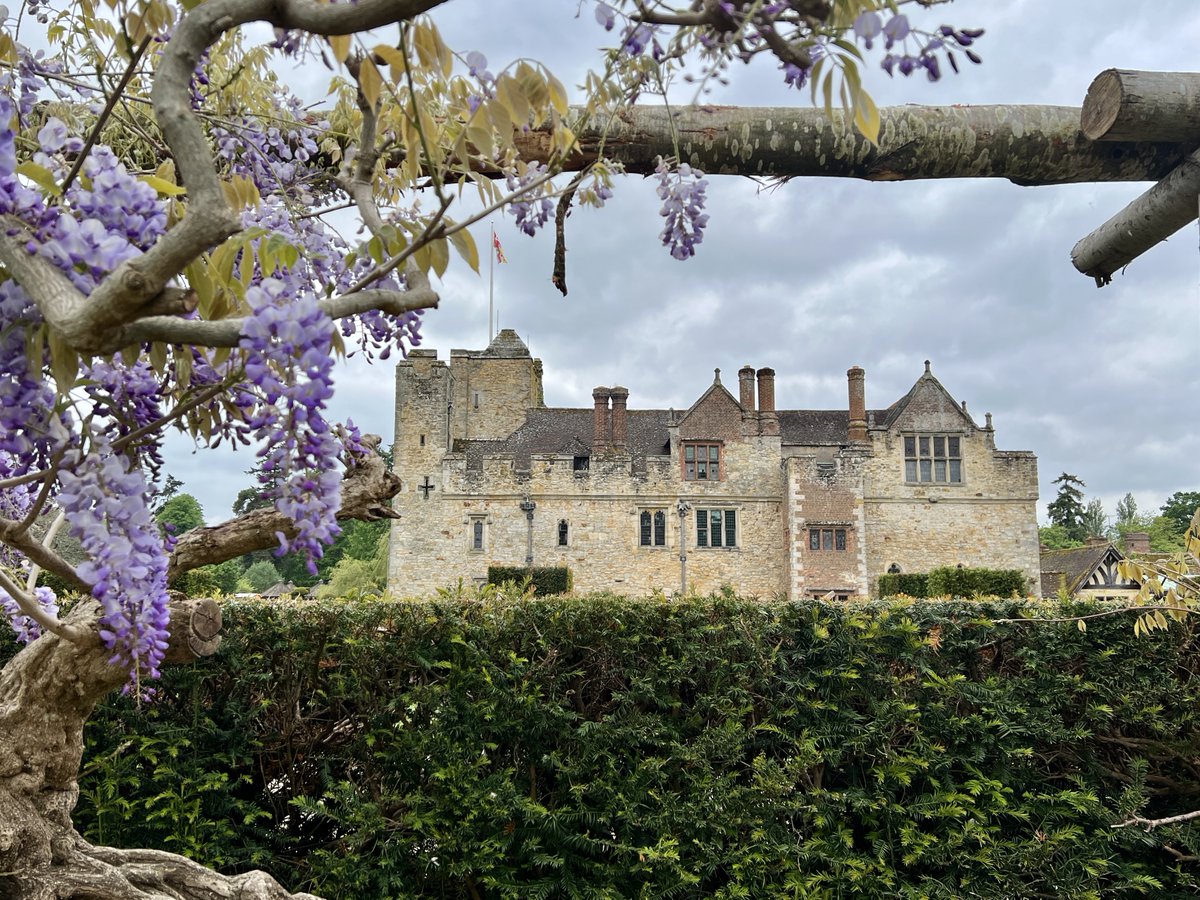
xmin=388 ymin=331 xmax=1041 ymax=598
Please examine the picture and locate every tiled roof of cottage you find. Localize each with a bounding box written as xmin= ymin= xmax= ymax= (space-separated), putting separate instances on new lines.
xmin=776 ymin=409 xmax=889 ymax=445
xmin=1039 ymin=543 xmax=1114 ymax=596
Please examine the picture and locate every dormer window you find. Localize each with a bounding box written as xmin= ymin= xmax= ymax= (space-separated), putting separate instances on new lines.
xmin=904 ymin=435 xmax=962 ymax=483
xmin=683 ymin=442 xmax=721 ymax=480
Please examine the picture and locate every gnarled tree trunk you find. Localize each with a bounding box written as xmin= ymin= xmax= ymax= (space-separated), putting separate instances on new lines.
xmin=0 ymin=440 xmax=401 ymax=898
xmin=0 ymin=597 xmax=321 ymax=899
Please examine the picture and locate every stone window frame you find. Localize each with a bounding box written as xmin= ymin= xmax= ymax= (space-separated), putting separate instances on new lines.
xmin=557 ymin=519 xmax=570 ymax=547
xmin=695 ymin=507 xmax=738 ymax=549
xmin=466 ymin=514 xmax=489 ymax=553
xmin=903 ymin=433 xmax=963 ymax=484
xmin=638 ymin=508 xmax=668 ymax=549
xmin=682 ymin=441 xmax=722 ymax=481
xmin=807 ymin=526 xmax=849 ymax=552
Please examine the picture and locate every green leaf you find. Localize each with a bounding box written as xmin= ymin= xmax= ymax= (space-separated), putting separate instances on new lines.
xmin=16 ymin=161 xmax=62 ymax=196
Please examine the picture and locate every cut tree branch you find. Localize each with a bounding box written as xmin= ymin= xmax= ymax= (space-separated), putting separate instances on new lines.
xmin=1081 ymin=69 xmax=1200 ymax=143
xmin=1070 ymin=146 xmax=1200 ymax=286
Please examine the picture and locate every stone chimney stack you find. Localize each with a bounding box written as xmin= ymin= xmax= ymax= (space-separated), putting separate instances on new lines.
xmin=610 ymin=386 xmax=629 ymax=450
xmin=847 ymin=366 xmax=867 ymax=442
xmin=592 ymin=387 xmax=611 ymax=452
xmin=738 ymin=365 xmax=756 ymax=409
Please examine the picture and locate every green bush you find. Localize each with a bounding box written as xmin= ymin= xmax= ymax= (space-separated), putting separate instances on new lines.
xmin=4 ymin=595 xmax=1197 ymax=897
xmin=486 ymin=565 xmax=573 ymax=595
xmin=879 ymin=566 xmax=1027 ymax=598
xmin=876 ymin=571 xmax=929 ymax=597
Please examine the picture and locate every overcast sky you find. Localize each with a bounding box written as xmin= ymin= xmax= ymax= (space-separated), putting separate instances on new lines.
xmin=164 ymin=0 xmax=1200 ymax=529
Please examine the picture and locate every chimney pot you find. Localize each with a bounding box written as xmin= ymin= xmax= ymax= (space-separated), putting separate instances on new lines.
xmin=847 ymin=366 xmax=867 ymax=442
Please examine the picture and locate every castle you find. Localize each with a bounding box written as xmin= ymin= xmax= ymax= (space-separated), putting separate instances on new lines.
xmin=387 ymin=330 xmax=1041 ymax=598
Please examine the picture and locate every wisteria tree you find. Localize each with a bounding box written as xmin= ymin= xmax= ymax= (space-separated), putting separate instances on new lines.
xmin=0 ymin=0 xmax=1000 ymax=896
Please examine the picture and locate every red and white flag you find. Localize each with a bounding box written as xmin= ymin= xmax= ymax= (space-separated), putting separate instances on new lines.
xmin=493 ymin=231 xmax=507 ymax=264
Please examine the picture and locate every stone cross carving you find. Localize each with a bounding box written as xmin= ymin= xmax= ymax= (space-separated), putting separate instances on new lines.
xmin=418 ymin=475 xmax=436 ymax=499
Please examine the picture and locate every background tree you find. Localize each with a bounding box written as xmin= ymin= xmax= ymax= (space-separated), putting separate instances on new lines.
xmin=1161 ymin=491 xmax=1200 ymax=535
xmin=1080 ymin=497 xmax=1107 ymax=540
xmin=1116 ymin=492 xmax=1139 ymax=527
xmin=242 ymin=560 xmax=283 ymax=594
xmin=1047 ymin=473 xmax=1088 ymax=542
xmin=155 ymin=493 xmax=205 ymax=538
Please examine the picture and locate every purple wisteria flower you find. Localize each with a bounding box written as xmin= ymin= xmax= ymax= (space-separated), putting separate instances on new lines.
xmin=655 ymin=159 xmax=709 ymax=260
xmin=505 ymin=161 xmax=555 ymax=236
xmin=58 ymin=440 xmax=171 ymax=691
xmin=238 ymin=278 xmax=344 ymax=572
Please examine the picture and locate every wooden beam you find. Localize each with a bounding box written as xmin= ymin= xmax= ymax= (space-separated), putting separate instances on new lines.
xmin=1081 ymin=69 xmax=1200 ymax=143
xmin=1070 ymin=146 xmax=1200 ymax=286
xmin=516 ymin=104 xmax=1189 ymax=184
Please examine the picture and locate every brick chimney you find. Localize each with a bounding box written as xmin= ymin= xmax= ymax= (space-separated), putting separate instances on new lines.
xmin=610 ymin=386 xmax=629 ymax=450
xmin=756 ymin=368 xmax=775 ymax=412
xmin=592 ymin=387 xmax=610 ymax=452
xmin=847 ymin=366 xmax=867 ymax=442
xmin=756 ymin=367 xmax=779 ymax=436
xmin=1123 ymin=531 xmax=1151 ymax=554
xmin=738 ymin=365 xmax=755 ymax=409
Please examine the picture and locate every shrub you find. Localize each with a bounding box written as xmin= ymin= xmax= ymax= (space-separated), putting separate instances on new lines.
xmin=486 ymin=565 xmax=573 ymax=595
xmin=879 ymin=566 xmax=1026 ymax=598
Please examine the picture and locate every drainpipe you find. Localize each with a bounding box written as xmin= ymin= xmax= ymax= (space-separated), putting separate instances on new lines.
xmin=520 ymin=498 xmax=536 ymax=566
xmin=677 ymin=499 xmax=691 ymax=594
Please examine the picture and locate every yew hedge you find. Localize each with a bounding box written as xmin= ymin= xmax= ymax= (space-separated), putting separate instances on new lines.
xmin=12 ymin=595 xmax=1199 ymax=898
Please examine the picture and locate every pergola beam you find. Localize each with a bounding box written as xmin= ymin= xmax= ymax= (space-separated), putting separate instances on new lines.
xmin=521 ymin=104 xmax=1188 ymax=184
xmin=1073 ymin=70 xmax=1200 ymax=286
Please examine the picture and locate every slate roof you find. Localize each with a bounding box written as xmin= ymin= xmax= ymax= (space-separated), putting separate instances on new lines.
xmin=462 ymin=404 xmax=907 ymax=467
xmin=465 ymin=408 xmax=673 ymax=471
xmin=1039 ymin=543 xmax=1118 ymax=596
xmin=777 ymin=409 xmax=890 ymax=445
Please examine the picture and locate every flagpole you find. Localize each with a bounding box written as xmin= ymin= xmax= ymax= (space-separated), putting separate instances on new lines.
xmin=488 ymin=222 xmax=495 ymax=343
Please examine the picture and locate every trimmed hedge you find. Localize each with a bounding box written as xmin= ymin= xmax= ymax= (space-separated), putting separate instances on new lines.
xmin=486 ymin=565 xmax=572 ymax=594
xmin=879 ymin=565 xmax=1027 ymax=598
xmin=5 ymin=595 xmax=1198 ymax=897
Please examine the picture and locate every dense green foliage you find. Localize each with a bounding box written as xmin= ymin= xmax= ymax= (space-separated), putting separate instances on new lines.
xmin=155 ymin=493 xmax=206 ymax=537
xmin=487 ymin=565 xmax=573 ymax=595
xmin=1162 ymin=492 xmax=1200 ymax=536
xmin=878 ymin=567 xmax=1027 ymax=599
xmin=7 ymin=595 xmax=1197 ymax=897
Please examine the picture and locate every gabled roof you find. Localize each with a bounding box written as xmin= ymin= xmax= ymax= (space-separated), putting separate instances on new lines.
xmin=1039 ymin=543 xmax=1133 ymax=596
xmin=877 ymin=362 xmax=978 ymax=431
xmin=679 ymin=376 xmax=742 ymax=420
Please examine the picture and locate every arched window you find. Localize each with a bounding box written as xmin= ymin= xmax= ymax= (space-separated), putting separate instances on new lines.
xmin=653 ymin=511 xmax=666 ymax=546
xmin=558 ymin=519 xmax=569 ymax=547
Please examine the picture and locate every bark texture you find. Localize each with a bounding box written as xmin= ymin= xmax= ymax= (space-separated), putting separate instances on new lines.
xmin=1080 ymin=69 xmax=1200 ymax=143
xmin=167 ymin=433 xmax=401 ymax=579
xmin=0 ymin=598 xmax=320 ymax=899
xmin=522 ymin=104 xmax=1191 ymax=184
xmin=1070 ymin=146 xmax=1200 ymax=285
